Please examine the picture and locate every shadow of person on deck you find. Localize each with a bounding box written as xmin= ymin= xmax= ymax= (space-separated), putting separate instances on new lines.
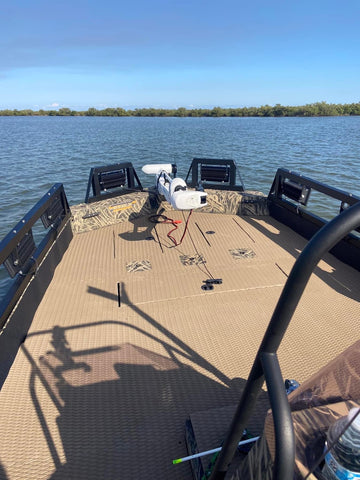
xmin=44 ymin=342 xmax=269 ymax=480
xmin=23 ymin=282 xmax=270 ymax=480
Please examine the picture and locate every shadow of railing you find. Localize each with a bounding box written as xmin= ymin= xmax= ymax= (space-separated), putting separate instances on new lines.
xmin=0 ymin=460 xmax=8 ymax=480
xmin=22 ymin=283 xmax=270 ymax=479
xmin=240 ymin=215 xmax=360 ymax=303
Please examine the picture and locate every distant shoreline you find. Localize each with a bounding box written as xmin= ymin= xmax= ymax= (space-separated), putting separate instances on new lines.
xmin=1 ymin=102 xmax=360 ymax=117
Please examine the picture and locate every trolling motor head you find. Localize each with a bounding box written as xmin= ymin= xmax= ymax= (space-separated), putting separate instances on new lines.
xmin=142 ymin=163 xmax=207 ymax=210
xmin=142 ymin=163 xmax=176 ymax=176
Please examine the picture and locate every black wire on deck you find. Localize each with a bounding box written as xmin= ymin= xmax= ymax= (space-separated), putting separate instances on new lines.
xmin=149 ymin=210 xmax=216 ymax=282
xmin=183 ymin=210 xmax=215 ymax=281
xmin=149 ymin=210 xmax=193 ymax=247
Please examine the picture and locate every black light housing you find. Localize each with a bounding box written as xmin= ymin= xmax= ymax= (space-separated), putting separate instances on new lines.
xmin=85 ymin=162 xmax=143 ymax=203
xmin=281 ymin=179 xmax=311 ymax=205
xmin=99 ymin=169 xmax=126 ymax=190
xmin=185 ymin=158 xmax=244 ymax=191
xmin=4 ymin=231 xmax=36 ymax=278
xmin=201 ymin=165 xmax=230 ymax=183
xmin=41 ymin=195 xmax=65 ymax=228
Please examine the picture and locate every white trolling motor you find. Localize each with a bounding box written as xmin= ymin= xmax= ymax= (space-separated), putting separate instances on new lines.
xmin=142 ymin=163 xmax=207 ymax=210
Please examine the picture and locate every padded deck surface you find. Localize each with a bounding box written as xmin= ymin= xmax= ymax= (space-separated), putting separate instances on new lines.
xmin=0 ymin=212 xmax=359 ymax=480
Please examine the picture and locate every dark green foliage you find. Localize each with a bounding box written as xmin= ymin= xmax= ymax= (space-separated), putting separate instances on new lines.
xmin=1 ymin=102 xmax=360 ymax=117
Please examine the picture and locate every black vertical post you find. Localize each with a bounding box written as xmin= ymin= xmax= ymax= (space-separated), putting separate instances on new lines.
xmin=209 ymin=201 xmax=360 ymax=480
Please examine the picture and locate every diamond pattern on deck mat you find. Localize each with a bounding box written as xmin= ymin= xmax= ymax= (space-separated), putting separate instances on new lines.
xmin=179 ymin=253 xmax=205 ymax=266
xmin=126 ymin=260 xmax=152 ymax=273
xmin=229 ymin=248 xmax=256 ymax=259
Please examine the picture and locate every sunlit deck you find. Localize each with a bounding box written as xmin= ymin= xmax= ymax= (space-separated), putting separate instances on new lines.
xmin=0 ymin=210 xmax=359 ymax=480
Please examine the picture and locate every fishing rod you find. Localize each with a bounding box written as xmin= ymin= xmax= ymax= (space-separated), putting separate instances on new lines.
xmin=173 ymin=435 xmax=260 ymax=465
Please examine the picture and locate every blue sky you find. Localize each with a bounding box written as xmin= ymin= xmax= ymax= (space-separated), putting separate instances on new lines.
xmin=0 ymin=0 xmax=359 ymax=110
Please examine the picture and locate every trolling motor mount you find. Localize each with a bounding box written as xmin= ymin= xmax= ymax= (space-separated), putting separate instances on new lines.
xmin=142 ymin=163 xmax=208 ymax=210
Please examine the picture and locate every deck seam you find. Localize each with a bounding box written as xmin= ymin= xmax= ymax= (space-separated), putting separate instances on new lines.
xmin=123 ymin=283 xmax=285 ymax=307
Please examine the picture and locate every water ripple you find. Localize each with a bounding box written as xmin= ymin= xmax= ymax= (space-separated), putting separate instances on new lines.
xmin=1 ymin=116 xmax=360 ymax=235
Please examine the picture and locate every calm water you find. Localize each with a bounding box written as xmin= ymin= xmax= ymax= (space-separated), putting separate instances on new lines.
xmin=1 ymin=116 xmax=360 ymax=293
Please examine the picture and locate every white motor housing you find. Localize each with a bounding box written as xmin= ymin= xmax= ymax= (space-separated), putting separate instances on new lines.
xmin=142 ymin=164 xmax=174 ymax=175
xmin=142 ymin=164 xmax=207 ymax=210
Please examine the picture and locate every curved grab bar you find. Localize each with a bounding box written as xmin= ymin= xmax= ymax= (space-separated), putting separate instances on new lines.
xmin=209 ymin=201 xmax=360 ymax=480
xmin=260 ymin=352 xmax=294 ymax=479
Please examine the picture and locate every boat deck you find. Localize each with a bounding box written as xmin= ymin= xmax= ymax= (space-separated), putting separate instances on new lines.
xmin=0 ymin=211 xmax=359 ymax=480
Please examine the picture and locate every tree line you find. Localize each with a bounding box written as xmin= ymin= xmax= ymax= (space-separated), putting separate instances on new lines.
xmin=1 ymin=102 xmax=360 ymax=117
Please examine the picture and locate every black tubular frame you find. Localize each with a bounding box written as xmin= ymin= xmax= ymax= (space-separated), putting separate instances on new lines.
xmin=209 ymin=200 xmax=360 ymax=480
xmin=269 ymin=168 xmax=360 ymax=208
xmin=268 ymin=168 xmax=360 ymax=271
xmin=260 ymin=352 xmax=294 ymax=479
xmin=0 ymin=184 xmax=71 ymax=329
xmin=85 ymin=162 xmax=143 ymax=203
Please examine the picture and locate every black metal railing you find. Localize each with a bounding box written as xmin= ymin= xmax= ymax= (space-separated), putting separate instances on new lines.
xmin=85 ymin=162 xmax=143 ymax=203
xmin=270 ymin=168 xmax=359 ymax=205
xmin=209 ymin=200 xmax=360 ymax=480
xmin=0 ymin=184 xmax=71 ymax=329
xmin=268 ymin=168 xmax=360 ymax=270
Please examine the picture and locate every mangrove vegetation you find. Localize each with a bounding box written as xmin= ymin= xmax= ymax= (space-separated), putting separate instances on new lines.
xmin=1 ymin=102 xmax=360 ymax=117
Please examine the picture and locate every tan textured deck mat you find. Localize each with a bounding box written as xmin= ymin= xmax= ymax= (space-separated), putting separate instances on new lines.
xmin=0 ymin=212 xmax=359 ymax=480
